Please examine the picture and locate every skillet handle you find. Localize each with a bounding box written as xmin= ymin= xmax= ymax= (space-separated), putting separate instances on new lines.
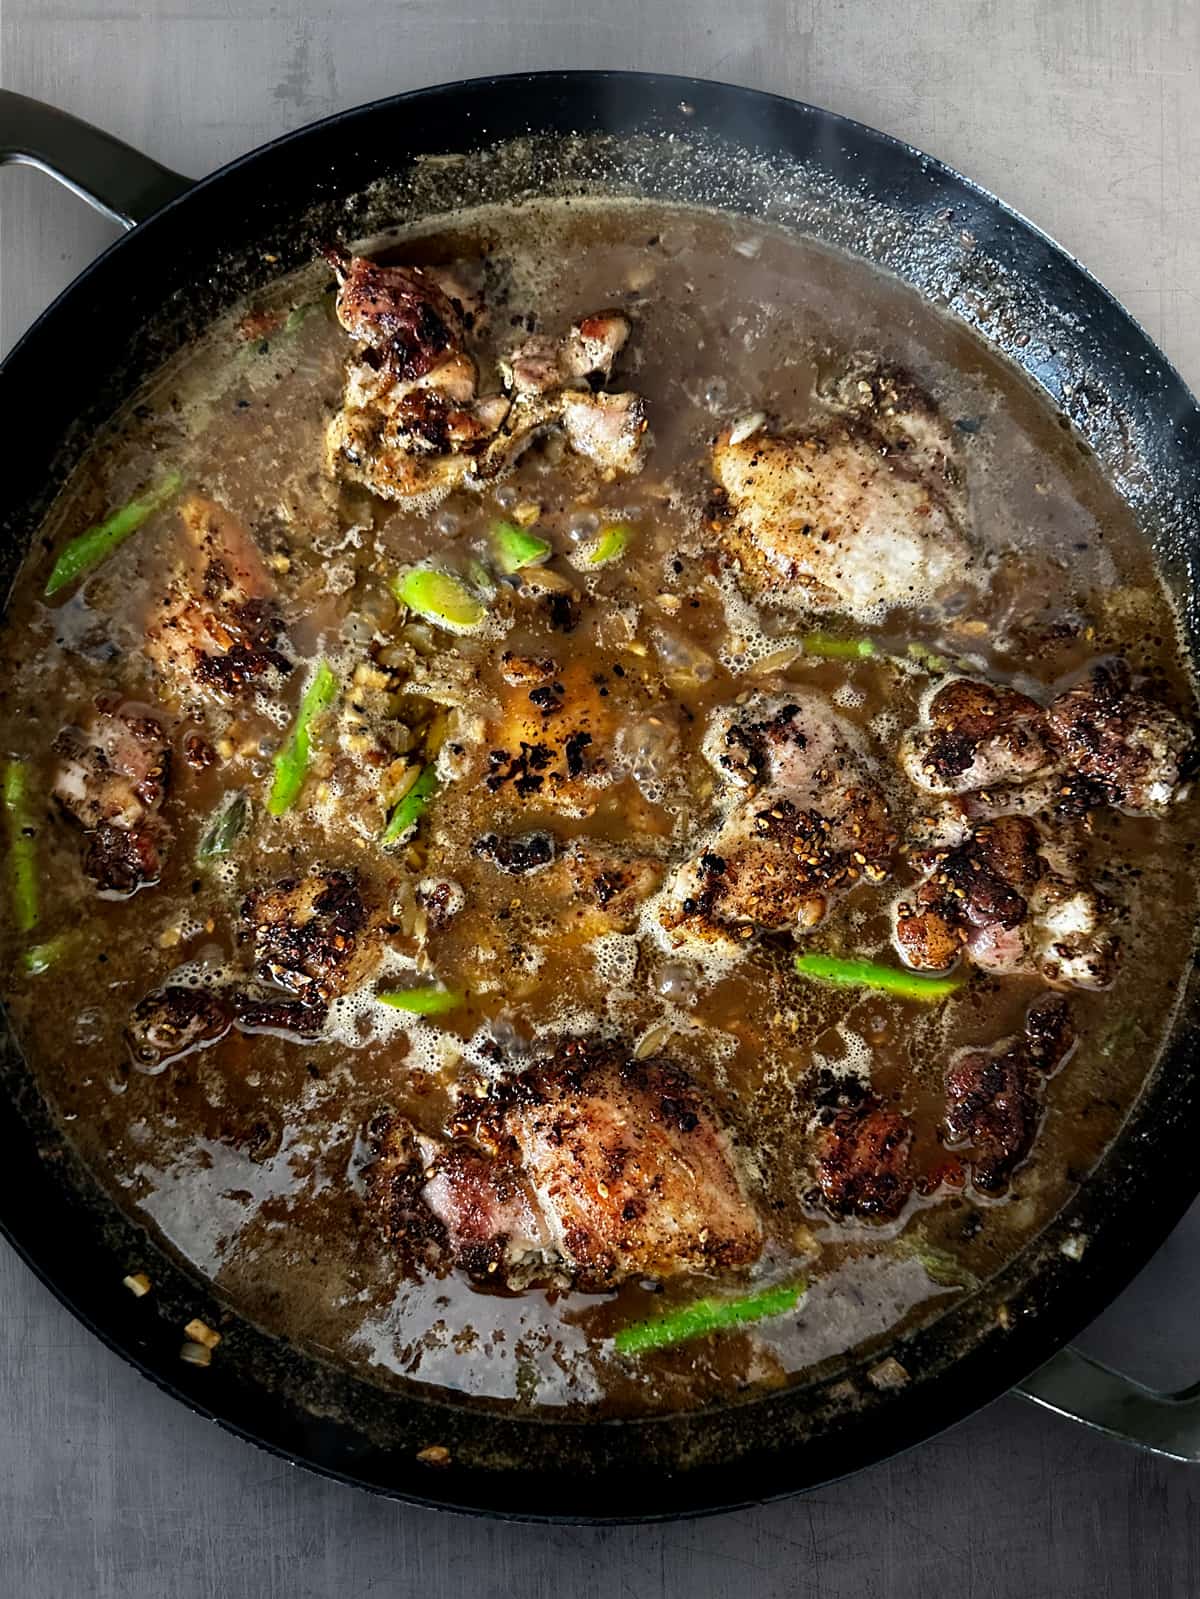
xmin=0 ymin=90 xmax=193 ymax=230
xmin=1016 ymin=1346 xmax=1200 ymax=1463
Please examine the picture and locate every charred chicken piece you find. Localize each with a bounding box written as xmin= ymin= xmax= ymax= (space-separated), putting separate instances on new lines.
xmin=125 ymin=984 xmax=234 ymax=1072
xmin=326 ymin=251 xmax=648 ymax=501
xmin=712 ymin=365 xmax=975 ymax=620
xmin=363 ymin=1038 xmax=763 ymax=1290
xmin=144 ymin=494 xmax=291 ymax=706
xmin=900 ymin=678 xmax=1061 ymax=796
xmin=894 ymin=815 xmax=1119 ymax=989
xmin=484 ymin=659 xmax=614 ymax=815
xmin=1047 ymin=657 xmax=1193 ymax=816
xmin=325 ymin=253 xmax=506 ymax=502
xmin=53 ymin=700 xmax=171 ymax=896
xmin=660 ymin=694 xmax=895 ymax=948
xmin=820 ymin=358 xmax=966 ymax=512
xmin=944 ymin=993 xmax=1075 ymax=1191
xmin=240 ymin=867 xmax=384 ymax=1009
xmin=815 ymin=1098 xmax=914 ymax=1219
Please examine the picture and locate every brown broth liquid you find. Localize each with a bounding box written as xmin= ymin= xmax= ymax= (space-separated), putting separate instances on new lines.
xmin=1 ymin=200 xmax=1197 ymax=1415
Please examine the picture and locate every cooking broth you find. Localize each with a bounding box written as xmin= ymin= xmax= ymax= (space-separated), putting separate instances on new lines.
xmin=0 ymin=198 xmax=1196 ymax=1416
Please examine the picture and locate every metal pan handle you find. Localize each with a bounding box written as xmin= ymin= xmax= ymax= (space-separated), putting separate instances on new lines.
xmin=0 ymin=90 xmax=193 ymax=230
xmin=1016 ymin=1347 xmax=1200 ymax=1462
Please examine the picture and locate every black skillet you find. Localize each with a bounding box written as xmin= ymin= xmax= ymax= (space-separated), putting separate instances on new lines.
xmin=1 ymin=72 xmax=1199 ymax=1521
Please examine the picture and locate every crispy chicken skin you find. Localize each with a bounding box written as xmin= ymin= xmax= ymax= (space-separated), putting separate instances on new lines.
xmin=894 ymin=814 xmax=1120 ymax=989
xmin=712 ymin=365 xmax=975 ymax=620
xmin=900 ymin=679 xmax=1060 ymax=796
xmin=363 ymin=1038 xmax=763 ymax=1290
xmin=660 ymin=694 xmax=894 ymax=947
xmin=126 ymin=866 xmax=384 ymax=1068
xmin=326 ymin=252 xmax=648 ymax=502
xmin=944 ymin=994 xmax=1076 ymax=1191
xmin=53 ymin=700 xmax=171 ymax=896
xmin=144 ymin=494 xmax=291 ymax=706
xmin=902 ymin=660 xmax=1192 ymax=817
xmin=820 ymin=358 xmax=966 ymax=513
xmin=815 ymin=1099 xmax=914 ymax=1220
xmin=483 ymin=659 xmax=614 ymax=815
xmin=1048 ymin=657 xmax=1193 ymax=816
xmin=240 ymin=867 xmax=384 ymax=1008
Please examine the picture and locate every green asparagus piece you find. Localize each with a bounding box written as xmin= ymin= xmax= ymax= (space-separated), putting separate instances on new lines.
xmin=393 ymin=568 xmax=486 ymax=629
xmin=267 ymin=661 xmax=339 ymax=816
xmin=44 ymin=473 xmax=182 ymax=597
xmin=574 ymin=523 xmax=632 ymax=567
xmin=196 ymin=791 xmax=251 ymax=862
xmin=376 ymin=985 xmax=464 ymax=1016
xmin=23 ymin=934 xmax=77 ymax=975
xmin=382 ymin=764 xmax=437 ymax=844
xmin=802 ymin=634 xmax=876 ymax=660
xmin=613 ymin=1280 xmax=806 ymax=1357
xmin=490 ymin=520 xmax=552 ymax=574
xmin=3 ymin=760 xmax=38 ymax=935
xmin=794 ymin=952 xmax=965 ymax=1002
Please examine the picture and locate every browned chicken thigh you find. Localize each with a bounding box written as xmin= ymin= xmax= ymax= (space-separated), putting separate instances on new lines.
xmin=326 ymin=252 xmax=648 ymax=501
xmin=712 ymin=364 xmax=976 ymax=620
xmin=144 ymin=494 xmax=291 ymax=708
xmin=659 ymin=693 xmax=895 ymax=949
xmin=53 ymin=699 xmax=171 ymax=896
xmin=944 ymin=993 xmax=1076 ymax=1191
xmin=365 ymin=1038 xmax=763 ymax=1290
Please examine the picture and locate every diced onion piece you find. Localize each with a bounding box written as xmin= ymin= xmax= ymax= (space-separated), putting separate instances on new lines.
xmin=184 ymin=1317 xmax=222 ymax=1349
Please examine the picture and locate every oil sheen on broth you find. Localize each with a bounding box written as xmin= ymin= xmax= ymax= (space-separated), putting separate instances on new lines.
xmin=0 ymin=199 xmax=1197 ymax=1418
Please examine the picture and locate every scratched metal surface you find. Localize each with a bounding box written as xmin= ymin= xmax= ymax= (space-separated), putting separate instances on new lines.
xmin=1 ymin=1 xmax=1199 ymax=1593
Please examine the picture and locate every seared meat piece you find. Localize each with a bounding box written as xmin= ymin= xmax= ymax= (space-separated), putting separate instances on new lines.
xmin=820 ymin=359 xmax=966 ymax=512
xmin=712 ymin=368 xmax=974 ymax=620
xmin=125 ymin=984 xmax=233 ymax=1072
xmin=944 ymin=994 xmax=1076 ymax=1191
xmin=126 ymin=974 xmax=329 ymax=1073
xmin=502 ymin=1042 xmax=761 ymax=1287
xmin=360 ymin=1110 xmax=452 ymax=1266
xmin=815 ymin=1099 xmax=914 ymax=1219
xmin=240 ymin=867 xmax=383 ymax=1007
xmin=53 ymin=701 xmax=171 ymax=896
xmin=558 ymin=389 xmax=649 ymax=475
xmin=421 ymin=1143 xmax=556 ymax=1283
xmin=144 ymin=495 xmax=290 ymax=705
xmin=326 ymin=252 xmax=648 ymax=501
xmin=1047 ymin=657 xmax=1193 ymax=816
xmin=660 ymin=694 xmax=894 ymax=948
xmin=479 ymin=311 xmax=648 ymax=478
xmin=364 ymin=1039 xmax=762 ymax=1289
xmin=472 ymin=830 xmax=557 ymax=874
xmin=894 ymin=815 xmax=1119 ymax=989
xmin=325 ymin=253 xmax=508 ymax=502
xmin=501 ymin=310 xmax=631 ymax=395
xmin=900 ymin=678 xmax=1060 ymax=796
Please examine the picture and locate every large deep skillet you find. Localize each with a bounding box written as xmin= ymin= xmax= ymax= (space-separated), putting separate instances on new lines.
xmin=1 ymin=71 xmax=1199 ymax=1520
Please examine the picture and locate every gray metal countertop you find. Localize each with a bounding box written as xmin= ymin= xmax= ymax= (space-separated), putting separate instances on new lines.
xmin=2 ymin=1 xmax=1199 ymax=1592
